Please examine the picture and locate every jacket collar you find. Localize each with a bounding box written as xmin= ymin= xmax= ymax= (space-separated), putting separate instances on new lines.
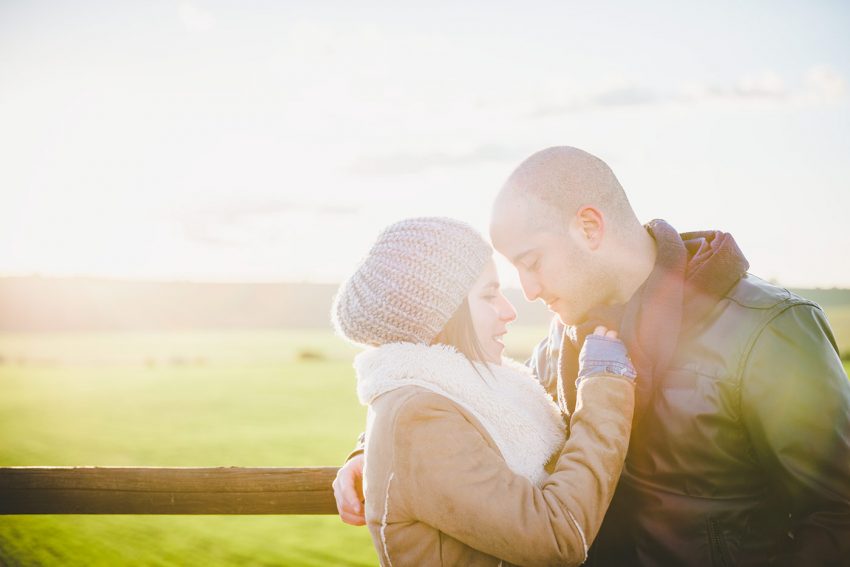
xmin=558 ymin=220 xmax=749 ymax=422
xmin=354 ymin=342 xmax=566 ymax=486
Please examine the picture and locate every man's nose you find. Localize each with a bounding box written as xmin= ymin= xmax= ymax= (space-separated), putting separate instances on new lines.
xmin=519 ymin=272 xmax=541 ymax=302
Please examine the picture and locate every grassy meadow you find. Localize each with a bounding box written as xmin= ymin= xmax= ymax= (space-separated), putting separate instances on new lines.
xmin=1 ymin=312 xmax=848 ymax=566
xmin=0 ymin=327 xmax=549 ymax=566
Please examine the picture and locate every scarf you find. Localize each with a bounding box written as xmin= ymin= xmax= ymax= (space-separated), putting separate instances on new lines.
xmin=355 ymin=342 xmax=566 ymax=486
xmin=556 ymin=219 xmax=749 ymax=422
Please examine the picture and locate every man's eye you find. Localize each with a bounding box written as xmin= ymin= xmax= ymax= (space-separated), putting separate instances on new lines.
xmin=528 ymin=258 xmax=540 ymax=272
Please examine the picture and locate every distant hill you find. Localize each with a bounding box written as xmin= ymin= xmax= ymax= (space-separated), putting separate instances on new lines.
xmin=0 ymin=277 xmax=347 ymax=332
xmin=785 ymin=288 xmax=850 ymax=308
xmin=1 ymin=276 xmax=848 ymax=333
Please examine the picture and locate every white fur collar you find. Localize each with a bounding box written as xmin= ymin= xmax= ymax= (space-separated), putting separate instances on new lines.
xmin=355 ymin=342 xmax=566 ymax=486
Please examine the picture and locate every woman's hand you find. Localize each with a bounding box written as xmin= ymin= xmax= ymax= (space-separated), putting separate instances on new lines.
xmin=593 ymin=325 xmax=618 ymax=339
xmin=578 ymin=326 xmax=637 ymax=383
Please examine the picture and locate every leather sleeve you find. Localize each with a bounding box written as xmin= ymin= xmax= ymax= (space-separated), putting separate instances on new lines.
xmin=741 ymin=302 xmax=850 ymax=566
xmin=344 ymin=432 xmax=366 ymax=462
xmin=391 ymin=375 xmax=635 ymax=566
xmin=527 ymin=316 xmax=564 ymax=399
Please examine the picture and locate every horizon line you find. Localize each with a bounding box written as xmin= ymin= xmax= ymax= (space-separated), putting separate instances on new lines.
xmin=2 ymin=273 xmax=850 ymax=291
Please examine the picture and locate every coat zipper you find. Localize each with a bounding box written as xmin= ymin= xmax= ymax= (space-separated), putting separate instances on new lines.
xmin=708 ymin=517 xmax=732 ymax=567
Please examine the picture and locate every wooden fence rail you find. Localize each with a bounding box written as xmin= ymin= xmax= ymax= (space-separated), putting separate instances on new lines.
xmin=0 ymin=467 xmax=339 ymax=515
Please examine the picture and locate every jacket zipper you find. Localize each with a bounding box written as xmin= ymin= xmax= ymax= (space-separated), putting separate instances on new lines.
xmin=708 ymin=517 xmax=732 ymax=567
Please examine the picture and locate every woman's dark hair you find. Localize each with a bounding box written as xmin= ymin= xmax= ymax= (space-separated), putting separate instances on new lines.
xmin=431 ymin=298 xmax=491 ymax=373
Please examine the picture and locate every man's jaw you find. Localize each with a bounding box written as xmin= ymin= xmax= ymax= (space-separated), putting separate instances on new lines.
xmin=544 ymin=298 xmax=584 ymax=327
xmin=543 ymin=297 xmax=560 ymax=315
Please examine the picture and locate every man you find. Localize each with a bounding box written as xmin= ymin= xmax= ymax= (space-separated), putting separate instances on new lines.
xmin=334 ymin=146 xmax=850 ymax=566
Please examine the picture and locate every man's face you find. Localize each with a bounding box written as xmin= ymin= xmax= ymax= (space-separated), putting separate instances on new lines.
xmin=490 ymin=196 xmax=604 ymax=326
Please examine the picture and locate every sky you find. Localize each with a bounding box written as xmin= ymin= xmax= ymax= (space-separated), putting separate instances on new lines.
xmin=2 ymin=0 xmax=849 ymax=287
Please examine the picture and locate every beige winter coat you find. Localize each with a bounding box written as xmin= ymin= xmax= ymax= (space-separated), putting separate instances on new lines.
xmin=355 ymin=342 xmax=635 ymax=567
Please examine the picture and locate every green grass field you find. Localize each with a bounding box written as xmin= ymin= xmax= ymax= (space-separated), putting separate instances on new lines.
xmin=1 ymin=320 xmax=847 ymax=566
xmin=0 ymin=340 xmax=373 ymax=565
xmin=0 ymin=327 xmax=551 ymax=566
xmin=824 ymin=305 xmax=850 ymax=358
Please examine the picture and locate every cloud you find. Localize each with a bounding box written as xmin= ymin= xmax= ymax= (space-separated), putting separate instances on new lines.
xmin=530 ymin=66 xmax=844 ymax=118
xmin=531 ymin=86 xmax=670 ymax=117
xmin=178 ymin=2 xmax=215 ymax=32
xmin=805 ymin=64 xmax=848 ymax=102
xmin=348 ymin=144 xmax=515 ymax=176
xmin=175 ymin=199 xmax=359 ymax=247
xmin=590 ymin=86 xmax=664 ymax=107
xmin=197 ymin=200 xmax=358 ymax=224
xmin=732 ymin=70 xmax=788 ymax=99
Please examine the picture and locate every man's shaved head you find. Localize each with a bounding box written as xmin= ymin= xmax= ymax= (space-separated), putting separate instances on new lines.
xmin=490 ymin=146 xmax=653 ymax=324
xmin=494 ymin=146 xmax=639 ymax=235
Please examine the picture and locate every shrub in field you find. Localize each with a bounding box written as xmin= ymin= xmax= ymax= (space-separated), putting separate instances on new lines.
xmin=296 ymin=348 xmax=326 ymax=362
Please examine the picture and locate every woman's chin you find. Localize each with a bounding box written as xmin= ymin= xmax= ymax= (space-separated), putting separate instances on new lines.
xmin=486 ymin=343 xmax=505 ymax=364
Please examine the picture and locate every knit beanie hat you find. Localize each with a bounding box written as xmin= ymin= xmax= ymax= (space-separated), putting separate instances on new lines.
xmin=332 ymin=217 xmax=493 ymax=347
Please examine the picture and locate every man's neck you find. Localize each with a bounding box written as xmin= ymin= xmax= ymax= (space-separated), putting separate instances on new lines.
xmin=611 ymin=227 xmax=657 ymax=305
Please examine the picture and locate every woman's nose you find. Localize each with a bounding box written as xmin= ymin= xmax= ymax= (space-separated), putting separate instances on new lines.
xmin=500 ymin=297 xmax=517 ymax=322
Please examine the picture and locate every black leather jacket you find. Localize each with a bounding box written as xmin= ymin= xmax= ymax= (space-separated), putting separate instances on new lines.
xmin=532 ymin=275 xmax=850 ymax=566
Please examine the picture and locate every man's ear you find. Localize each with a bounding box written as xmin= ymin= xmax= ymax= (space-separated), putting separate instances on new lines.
xmin=576 ymin=206 xmax=604 ymax=250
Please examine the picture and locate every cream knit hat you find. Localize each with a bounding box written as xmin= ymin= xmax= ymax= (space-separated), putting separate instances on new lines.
xmin=332 ymin=217 xmax=492 ymax=347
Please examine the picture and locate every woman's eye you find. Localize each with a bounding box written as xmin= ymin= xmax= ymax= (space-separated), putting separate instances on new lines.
xmin=528 ymin=258 xmax=540 ymax=272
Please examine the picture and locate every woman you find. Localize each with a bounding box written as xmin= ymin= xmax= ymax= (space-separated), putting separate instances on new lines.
xmin=332 ymin=217 xmax=636 ymax=566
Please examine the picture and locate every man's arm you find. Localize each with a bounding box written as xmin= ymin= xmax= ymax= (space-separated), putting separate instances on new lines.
xmin=344 ymin=432 xmax=365 ymax=462
xmin=527 ymin=316 xmax=564 ymax=398
xmin=741 ymin=303 xmax=850 ymax=566
xmin=332 ymin=432 xmax=366 ymax=526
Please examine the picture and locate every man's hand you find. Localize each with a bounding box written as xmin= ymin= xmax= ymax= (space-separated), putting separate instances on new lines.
xmin=333 ymin=453 xmax=366 ymax=526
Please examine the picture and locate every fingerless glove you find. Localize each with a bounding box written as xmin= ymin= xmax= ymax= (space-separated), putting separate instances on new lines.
xmin=577 ymin=334 xmax=637 ymax=387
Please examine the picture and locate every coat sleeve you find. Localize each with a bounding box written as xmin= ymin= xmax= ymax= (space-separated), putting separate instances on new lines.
xmin=741 ymin=303 xmax=850 ymax=566
xmin=391 ymin=375 xmax=634 ymax=567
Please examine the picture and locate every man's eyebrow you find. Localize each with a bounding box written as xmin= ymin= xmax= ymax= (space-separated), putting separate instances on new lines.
xmin=511 ymin=248 xmax=535 ymax=265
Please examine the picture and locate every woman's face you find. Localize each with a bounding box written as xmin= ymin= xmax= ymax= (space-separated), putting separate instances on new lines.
xmin=467 ymin=259 xmax=518 ymax=364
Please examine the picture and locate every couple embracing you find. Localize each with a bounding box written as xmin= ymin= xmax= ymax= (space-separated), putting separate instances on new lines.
xmin=330 ymin=147 xmax=850 ymax=566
